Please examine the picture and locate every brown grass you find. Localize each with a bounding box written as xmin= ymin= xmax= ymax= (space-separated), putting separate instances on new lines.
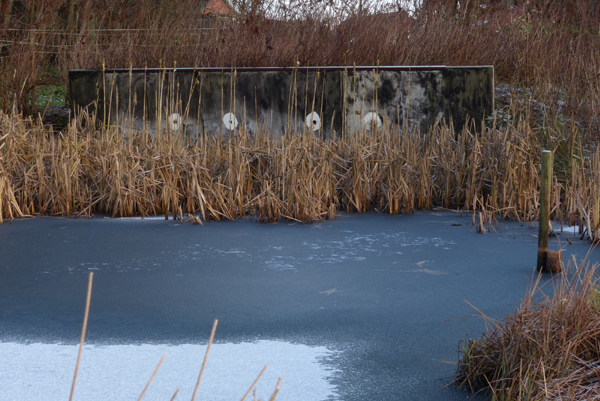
xmin=453 ymin=259 xmax=600 ymax=400
xmin=1 ymin=97 xmax=599 ymax=239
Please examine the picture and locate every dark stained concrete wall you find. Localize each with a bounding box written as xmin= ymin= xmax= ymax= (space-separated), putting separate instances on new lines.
xmin=344 ymin=70 xmax=444 ymax=134
xmin=69 ymin=66 xmax=494 ymax=138
xmin=442 ymin=67 xmax=495 ymax=131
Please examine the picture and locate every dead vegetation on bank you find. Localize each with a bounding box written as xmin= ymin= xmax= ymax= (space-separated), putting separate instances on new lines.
xmin=1 ymin=0 xmax=599 ymax=143
xmin=453 ymin=260 xmax=600 ymax=400
xmin=1 ymin=104 xmax=599 ymax=240
xmin=1 ymin=0 xmax=599 ymax=234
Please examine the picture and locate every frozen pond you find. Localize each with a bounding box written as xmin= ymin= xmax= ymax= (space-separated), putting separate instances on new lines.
xmin=2 ymin=211 xmax=598 ymax=400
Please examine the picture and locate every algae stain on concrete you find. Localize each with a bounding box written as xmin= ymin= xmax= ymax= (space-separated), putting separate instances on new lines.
xmin=69 ymin=66 xmax=494 ymax=138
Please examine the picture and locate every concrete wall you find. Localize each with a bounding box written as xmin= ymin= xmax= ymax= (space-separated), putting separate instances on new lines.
xmin=69 ymin=66 xmax=493 ymax=138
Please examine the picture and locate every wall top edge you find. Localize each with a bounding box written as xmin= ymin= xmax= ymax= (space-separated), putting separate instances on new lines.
xmin=444 ymin=65 xmax=494 ymax=69
xmin=69 ymin=65 xmax=464 ymax=74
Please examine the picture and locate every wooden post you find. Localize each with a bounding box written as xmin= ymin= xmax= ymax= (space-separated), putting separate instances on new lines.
xmin=537 ymin=150 xmax=553 ymax=272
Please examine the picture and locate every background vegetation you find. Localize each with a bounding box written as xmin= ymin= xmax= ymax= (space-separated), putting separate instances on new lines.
xmin=0 ymin=0 xmax=597 ymax=138
xmin=0 ymin=0 xmax=598 ymax=225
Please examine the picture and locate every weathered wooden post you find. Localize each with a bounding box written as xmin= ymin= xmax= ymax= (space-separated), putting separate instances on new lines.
xmin=537 ymin=150 xmax=553 ymax=272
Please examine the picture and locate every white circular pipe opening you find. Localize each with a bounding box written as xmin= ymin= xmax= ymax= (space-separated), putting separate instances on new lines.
xmin=363 ymin=112 xmax=382 ymax=132
xmin=305 ymin=112 xmax=321 ymax=132
xmin=222 ymin=113 xmax=238 ymax=130
xmin=168 ymin=113 xmax=181 ymax=131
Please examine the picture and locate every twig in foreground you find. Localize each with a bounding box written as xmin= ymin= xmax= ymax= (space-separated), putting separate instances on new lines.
xmin=190 ymin=319 xmax=218 ymax=401
xmin=137 ymin=353 xmax=166 ymax=401
xmin=69 ymin=272 xmax=94 ymax=401
xmin=240 ymin=365 xmax=268 ymax=401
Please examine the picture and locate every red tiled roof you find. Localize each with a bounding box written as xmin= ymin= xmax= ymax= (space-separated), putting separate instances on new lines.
xmin=202 ymin=0 xmax=235 ymax=15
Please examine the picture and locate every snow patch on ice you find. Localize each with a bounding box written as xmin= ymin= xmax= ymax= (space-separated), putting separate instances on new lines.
xmin=551 ymin=221 xmax=581 ymax=235
xmin=0 ymin=341 xmax=339 ymax=401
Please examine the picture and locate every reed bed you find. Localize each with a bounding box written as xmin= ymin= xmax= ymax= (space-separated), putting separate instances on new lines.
xmin=453 ymin=260 xmax=600 ymax=400
xmin=2 ymin=104 xmax=599 ymax=238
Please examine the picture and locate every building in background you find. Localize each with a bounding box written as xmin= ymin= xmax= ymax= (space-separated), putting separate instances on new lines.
xmin=201 ymin=0 xmax=236 ymax=16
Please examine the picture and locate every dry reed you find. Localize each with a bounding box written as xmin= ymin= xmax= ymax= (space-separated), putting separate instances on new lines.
xmin=137 ymin=353 xmax=166 ymax=401
xmin=69 ymin=272 xmax=93 ymax=401
xmin=191 ymin=319 xmax=218 ymax=401
xmin=453 ymin=259 xmax=600 ymax=400
xmin=1 ymin=102 xmax=599 ymax=237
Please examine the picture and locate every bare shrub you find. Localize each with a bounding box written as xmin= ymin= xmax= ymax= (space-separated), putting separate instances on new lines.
xmin=454 ymin=260 xmax=600 ymax=400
